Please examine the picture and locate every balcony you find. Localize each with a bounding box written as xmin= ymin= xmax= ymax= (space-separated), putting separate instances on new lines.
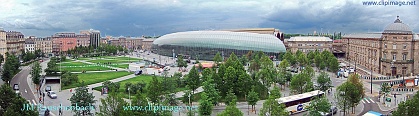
xmin=380 ymin=58 xmax=413 ymax=64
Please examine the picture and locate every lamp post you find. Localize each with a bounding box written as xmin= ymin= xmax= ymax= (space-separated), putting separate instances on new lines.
xmin=402 ymin=64 xmax=405 ymax=87
xmin=371 ymin=59 xmax=373 ymax=94
xmin=355 ymin=53 xmax=358 ymax=75
xmin=128 ymin=87 xmax=131 ymax=106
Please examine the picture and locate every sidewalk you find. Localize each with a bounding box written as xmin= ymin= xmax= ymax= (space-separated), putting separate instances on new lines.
xmin=74 ymin=59 xmax=128 ymax=71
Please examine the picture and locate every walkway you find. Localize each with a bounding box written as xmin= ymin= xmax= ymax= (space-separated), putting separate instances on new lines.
xmin=74 ymin=59 xmax=128 ymax=71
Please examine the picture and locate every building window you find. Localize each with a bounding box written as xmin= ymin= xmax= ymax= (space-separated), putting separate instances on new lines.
xmin=393 ymin=54 xmax=396 ymax=60
xmin=403 ymin=54 xmax=407 ymax=60
xmin=385 ymin=44 xmax=387 ymax=48
xmin=393 ymin=44 xmax=396 ymax=49
xmin=403 ymin=37 xmax=407 ymax=39
xmin=403 ymin=44 xmax=407 ymax=49
xmin=393 ymin=37 xmax=397 ymax=39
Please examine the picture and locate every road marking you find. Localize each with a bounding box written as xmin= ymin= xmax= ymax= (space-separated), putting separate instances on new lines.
xmin=369 ymin=98 xmax=375 ymax=103
xmin=32 ymin=99 xmax=37 ymax=105
xmin=361 ymin=100 xmax=366 ymax=104
xmin=364 ymin=98 xmax=370 ymax=103
xmin=25 ymin=89 xmax=27 ymax=93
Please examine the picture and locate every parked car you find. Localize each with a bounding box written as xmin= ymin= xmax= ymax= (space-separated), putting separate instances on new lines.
xmin=134 ymin=70 xmax=143 ymax=75
xmin=320 ymin=106 xmax=338 ymax=116
xmin=47 ymin=91 xmax=57 ymax=99
xmin=45 ymin=86 xmax=51 ymax=92
xmin=163 ymin=66 xmax=170 ymax=71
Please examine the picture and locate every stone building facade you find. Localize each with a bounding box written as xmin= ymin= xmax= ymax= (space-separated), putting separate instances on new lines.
xmin=343 ymin=16 xmax=419 ymax=77
xmin=6 ymin=31 xmax=25 ymax=55
xmin=287 ymin=36 xmax=333 ymax=54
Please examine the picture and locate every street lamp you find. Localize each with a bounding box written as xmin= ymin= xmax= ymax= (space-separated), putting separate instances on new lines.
xmin=371 ymin=59 xmax=374 ymax=94
xmin=128 ymin=87 xmax=131 ymax=106
xmin=402 ymin=64 xmax=405 ymax=87
xmin=355 ymin=53 xmax=358 ymax=75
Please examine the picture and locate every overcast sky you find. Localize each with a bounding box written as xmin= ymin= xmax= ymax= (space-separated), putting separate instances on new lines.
xmin=0 ymin=0 xmax=418 ymax=37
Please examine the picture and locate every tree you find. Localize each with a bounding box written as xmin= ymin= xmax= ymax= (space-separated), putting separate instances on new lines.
xmin=317 ymin=72 xmax=332 ymax=92
xmin=202 ymin=77 xmax=220 ymax=106
xmin=147 ymin=75 xmax=162 ymax=103
xmin=278 ymin=59 xmax=290 ymax=73
xmin=307 ymin=51 xmax=315 ymax=65
xmin=186 ymin=66 xmax=200 ymax=94
xmin=0 ymin=54 xmax=4 ymax=66
xmin=69 ymin=82 xmax=97 ymax=116
xmin=61 ymin=71 xmax=79 ymax=86
xmin=1 ymin=52 xmax=20 ymax=83
xmin=297 ymin=52 xmax=308 ymax=66
xmin=176 ymin=55 xmax=187 ymax=70
xmin=259 ymin=88 xmax=288 ymax=116
xmin=392 ymin=90 xmax=419 ymax=116
xmin=213 ymin=52 xmax=223 ymax=66
xmin=102 ymin=81 xmax=120 ymax=93
xmin=335 ymin=82 xmax=354 ymax=116
xmin=301 ymin=66 xmax=315 ymax=79
xmin=182 ymin=90 xmax=192 ymax=105
xmin=282 ymin=50 xmax=296 ymax=66
xmin=239 ymin=55 xmax=249 ymax=66
xmin=329 ymin=57 xmax=340 ymax=72
xmin=380 ymin=83 xmax=391 ymax=97
xmin=217 ymin=98 xmax=243 ymax=116
xmin=0 ymin=84 xmax=18 ymax=115
xmin=223 ymin=66 xmax=236 ymax=95
xmin=247 ymin=86 xmax=259 ymax=113
xmin=3 ymin=94 xmax=38 ymax=116
xmin=45 ymin=58 xmax=59 ymax=75
xmin=346 ymin=74 xmax=364 ymax=114
xmin=224 ymin=89 xmax=237 ymax=106
xmin=129 ymin=93 xmax=154 ymax=115
xmin=308 ymin=96 xmax=331 ymax=116
xmin=290 ymin=73 xmax=312 ymax=94
xmin=198 ymin=92 xmax=213 ymax=116
xmin=31 ymin=61 xmax=42 ymax=85
xmin=97 ymin=91 xmax=129 ymax=116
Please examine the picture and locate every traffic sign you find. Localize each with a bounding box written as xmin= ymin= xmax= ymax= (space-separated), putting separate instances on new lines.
xmin=297 ymin=104 xmax=303 ymax=111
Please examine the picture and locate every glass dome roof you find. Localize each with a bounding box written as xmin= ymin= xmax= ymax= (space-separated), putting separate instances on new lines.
xmin=153 ymin=31 xmax=286 ymax=53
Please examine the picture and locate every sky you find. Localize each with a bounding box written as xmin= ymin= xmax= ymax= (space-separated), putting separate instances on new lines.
xmin=0 ymin=0 xmax=418 ymax=37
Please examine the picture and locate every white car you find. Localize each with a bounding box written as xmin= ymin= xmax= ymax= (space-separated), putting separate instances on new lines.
xmin=47 ymin=91 xmax=57 ymax=99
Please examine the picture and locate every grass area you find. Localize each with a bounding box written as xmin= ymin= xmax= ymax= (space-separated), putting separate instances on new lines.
xmin=93 ymin=75 xmax=187 ymax=99
xmin=111 ymin=64 xmax=129 ymax=69
xmin=60 ymin=65 xmax=112 ymax=72
xmin=87 ymin=59 xmax=140 ymax=64
xmin=63 ymin=71 xmax=132 ymax=90
xmin=113 ymin=57 xmax=141 ymax=61
xmin=58 ymin=62 xmax=88 ymax=66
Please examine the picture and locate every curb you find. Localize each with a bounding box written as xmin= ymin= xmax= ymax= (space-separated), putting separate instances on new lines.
xmin=376 ymin=102 xmax=397 ymax=112
xmin=355 ymin=103 xmax=365 ymax=116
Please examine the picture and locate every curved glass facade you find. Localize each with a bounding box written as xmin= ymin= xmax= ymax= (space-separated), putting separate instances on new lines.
xmin=152 ymin=31 xmax=286 ymax=60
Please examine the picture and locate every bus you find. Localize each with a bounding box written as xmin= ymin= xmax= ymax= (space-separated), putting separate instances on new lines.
xmin=362 ymin=111 xmax=383 ymax=116
xmin=276 ymin=90 xmax=325 ymax=115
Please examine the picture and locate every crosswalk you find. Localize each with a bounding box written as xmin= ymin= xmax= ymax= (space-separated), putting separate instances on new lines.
xmin=27 ymin=99 xmax=37 ymax=105
xmin=361 ymin=97 xmax=375 ymax=104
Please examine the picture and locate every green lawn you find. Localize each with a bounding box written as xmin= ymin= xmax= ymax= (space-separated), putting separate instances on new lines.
xmin=111 ymin=64 xmax=129 ymax=69
xmin=87 ymin=59 xmax=140 ymax=64
xmin=94 ymin=75 xmax=187 ymax=99
xmin=60 ymin=65 xmax=112 ymax=72
xmin=58 ymin=62 xmax=88 ymax=66
xmin=63 ymin=71 xmax=132 ymax=89
xmin=113 ymin=57 xmax=141 ymax=61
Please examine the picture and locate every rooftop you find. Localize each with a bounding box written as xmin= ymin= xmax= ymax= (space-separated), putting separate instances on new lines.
xmin=342 ymin=33 xmax=382 ymax=39
xmin=288 ymin=36 xmax=332 ymax=41
xmin=383 ymin=16 xmax=413 ymax=34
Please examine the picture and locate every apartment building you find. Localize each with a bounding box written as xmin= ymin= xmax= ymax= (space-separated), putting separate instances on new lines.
xmin=141 ymin=38 xmax=155 ymax=51
xmin=34 ymin=37 xmax=53 ymax=57
xmin=52 ymin=33 xmax=77 ymax=54
xmin=76 ymin=34 xmax=90 ymax=47
xmin=0 ymin=29 xmax=6 ymax=59
xmin=80 ymin=29 xmax=101 ymax=49
xmin=107 ymin=36 xmax=143 ymax=50
xmin=6 ymin=31 xmax=25 ymax=55
xmin=25 ymin=37 xmax=36 ymax=53
xmin=287 ymin=36 xmax=333 ymax=53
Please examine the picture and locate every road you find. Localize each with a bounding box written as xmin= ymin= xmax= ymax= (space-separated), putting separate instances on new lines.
xmin=10 ymin=64 xmax=38 ymax=105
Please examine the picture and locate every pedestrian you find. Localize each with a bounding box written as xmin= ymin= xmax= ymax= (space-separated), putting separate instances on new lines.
xmin=39 ymin=97 xmax=42 ymax=103
xmin=59 ymin=107 xmax=62 ymax=115
xmin=70 ymin=89 xmax=72 ymax=93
